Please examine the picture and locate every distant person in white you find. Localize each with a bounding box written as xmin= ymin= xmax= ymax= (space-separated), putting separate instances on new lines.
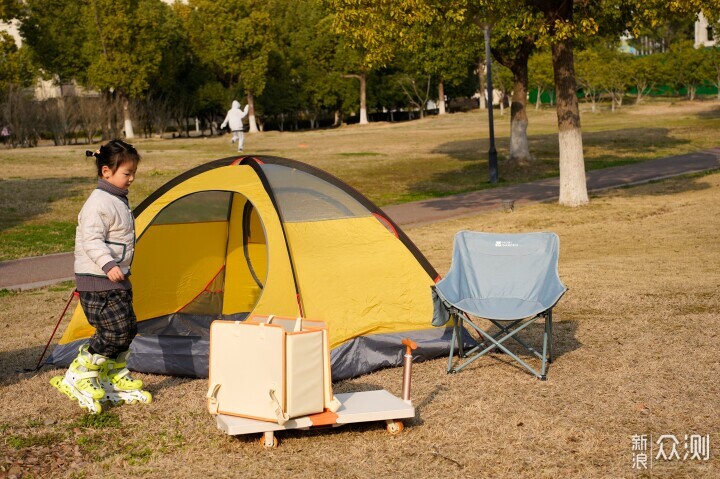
xmin=220 ymin=100 xmax=250 ymax=152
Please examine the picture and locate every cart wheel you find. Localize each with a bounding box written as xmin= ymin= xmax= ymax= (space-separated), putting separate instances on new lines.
xmin=386 ymin=420 xmax=404 ymax=435
xmin=259 ymin=433 xmax=278 ymax=449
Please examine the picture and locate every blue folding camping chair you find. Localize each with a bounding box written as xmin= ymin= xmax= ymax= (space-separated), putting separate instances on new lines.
xmin=432 ymin=231 xmax=567 ymax=380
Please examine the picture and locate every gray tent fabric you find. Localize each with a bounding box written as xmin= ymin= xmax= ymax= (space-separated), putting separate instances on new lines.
xmin=47 ymin=326 xmax=460 ymax=381
xmin=432 ymin=231 xmax=566 ymax=324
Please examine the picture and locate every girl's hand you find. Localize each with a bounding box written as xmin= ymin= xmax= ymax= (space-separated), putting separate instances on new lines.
xmin=107 ymin=266 xmax=125 ymax=282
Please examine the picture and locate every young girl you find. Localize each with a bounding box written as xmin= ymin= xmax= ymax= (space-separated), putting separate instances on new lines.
xmin=51 ymin=139 xmax=152 ymax=413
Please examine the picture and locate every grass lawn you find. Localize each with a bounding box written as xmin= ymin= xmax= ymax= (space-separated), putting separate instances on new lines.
xmin=0 ymin=98 xmax=719 ymax=260
xmin=1 ymin=170 xmax=718 ymax=478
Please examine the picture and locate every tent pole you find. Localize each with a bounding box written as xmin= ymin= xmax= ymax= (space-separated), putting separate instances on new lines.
xmin=32 ymin=290 xmax=78 ymax=371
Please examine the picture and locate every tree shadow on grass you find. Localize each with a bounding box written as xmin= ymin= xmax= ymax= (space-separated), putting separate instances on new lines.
xmin=602 ymin=170 xmax=716 ymax=199
xmin=414 ymin=127 xmax=691 ymax=199
xmin=0 ymin=177 xmax=93 ymax=260
xmin=0 ymin=345 xmax=51 ymax=387
xmin=694 ymin=104 xmax=720 ymax=120
xmin=0 ymin=177 xmax=93 ymax=234
xmin=431 ymin=127 xmax=688 ymax=162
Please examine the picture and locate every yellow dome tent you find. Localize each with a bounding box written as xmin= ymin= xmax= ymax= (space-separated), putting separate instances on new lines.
xmin=48 ymin=156 xmax=453 ymax=380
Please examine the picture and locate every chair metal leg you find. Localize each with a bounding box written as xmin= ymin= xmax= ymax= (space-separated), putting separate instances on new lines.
xmin=450 ymin=312 xmax=555 ymax=380
xmin=540 ymin=314 xmax=549 ymax=380
xmin=454 ymin=317 xmax=543 ymax=378
xmin=456 ymin=314 xmax=466 ymax=359
xmin=447 ymin=314 xmax=458 ymax=373
xmin=548 ymin=310 xmax=553 ymax=364
xmin=488 ymin=318 xmax=544 ymax=361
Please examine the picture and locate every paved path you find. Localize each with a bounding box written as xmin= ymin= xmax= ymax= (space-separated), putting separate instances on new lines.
xmin=1 ymin=148 xmax=718 ymax=290
xmin=383 ymin=147 xmax=720 ymax=227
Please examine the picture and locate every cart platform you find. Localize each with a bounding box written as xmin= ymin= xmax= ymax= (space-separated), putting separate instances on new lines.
xmin=216 ymin=389 xmax=414 ymax=446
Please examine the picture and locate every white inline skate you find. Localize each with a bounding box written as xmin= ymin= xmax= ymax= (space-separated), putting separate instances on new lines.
xmin=50 ymin=344 xmax=107 ymax=414
xmin=99 ymin=350 xmax=153 ymax=405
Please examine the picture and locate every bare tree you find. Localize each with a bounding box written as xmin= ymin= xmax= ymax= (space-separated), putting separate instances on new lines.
xmin=41 ymin=97 xmax=79 ymax=145
xmin=147 ymin=95 xmax=175 ymax=137
xmin=76 ymin=96 xmax=105 ymax=144
xmin=396 ymin=74 xmax=432 ymax=119
xmin=1 ymin=86 xmax=40 ymax=148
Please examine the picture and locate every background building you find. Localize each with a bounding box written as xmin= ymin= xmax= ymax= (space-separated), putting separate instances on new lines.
xmin=695 ymin=12 xmax=717 ymax=48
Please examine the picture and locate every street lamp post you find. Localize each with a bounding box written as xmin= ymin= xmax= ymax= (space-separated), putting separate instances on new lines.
xmin=484 ymin=25 xmax=498 ymax=184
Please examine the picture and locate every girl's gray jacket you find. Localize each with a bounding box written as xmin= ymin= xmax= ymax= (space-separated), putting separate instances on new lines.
xmin=74 ymin=188 xmax=135 ymax=278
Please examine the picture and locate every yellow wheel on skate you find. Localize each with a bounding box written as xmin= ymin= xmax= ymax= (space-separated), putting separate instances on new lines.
xmin=86 ymin=400 xmax=103 ymax=415
xmin=50 ymin=376 xmax=75 ymax=401
xmin=126 ymin=390 xmax=152 ymax=405
xmin=51 ymin=376 xmax=103 ymax=414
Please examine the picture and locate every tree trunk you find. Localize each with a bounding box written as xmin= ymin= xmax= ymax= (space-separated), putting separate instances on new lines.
xmin=123 ymin=97 xmax=134 ymax=139
xmin=359 ymin=73 xmax=368 ymax=124
xmin=343 ymin=74 xmax=368 ymax=124
xmin=247 ymin=91 xmax=259 ymax=133
xmin=102 ymin=90 xmax=113 ymax=140
xmin=438 ymin=80 xmax=446 ymax=115
xmin=478 ymin=60 xmax=486 ymax=110
xmin=552 ymin=38 xmax=588 ymax=207
xmin=509 ymin=60 xmax=533 ymax=164
xmin=535 ymin=87 xmax=543 ymax=110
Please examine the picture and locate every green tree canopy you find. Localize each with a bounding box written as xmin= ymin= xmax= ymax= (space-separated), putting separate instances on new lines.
xmin=188 ymin=0 xmax=273 ymax=132
xmin=20 ymin=0 xmax=88 ymax=84
xmin=0 ymin=0 xmax=21 ymax=20
xmin=0 ymin=31 xmax=35 ymax=90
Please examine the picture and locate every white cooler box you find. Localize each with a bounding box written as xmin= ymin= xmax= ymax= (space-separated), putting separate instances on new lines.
xmin=207 ymin=315 xmax=340 ymax=424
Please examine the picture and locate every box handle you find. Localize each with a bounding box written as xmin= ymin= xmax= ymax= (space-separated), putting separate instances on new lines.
xmin=293 ymin=316 xmax=303 ymax=332
xmin=206 ymin=383 xmax=221 ymax=415
xmin=269 ymin=388 xmax=289 ymax=425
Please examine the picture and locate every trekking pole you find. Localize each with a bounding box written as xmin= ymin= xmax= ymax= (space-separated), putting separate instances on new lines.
xmin=31 ymin=289 xmax=78 ymax=371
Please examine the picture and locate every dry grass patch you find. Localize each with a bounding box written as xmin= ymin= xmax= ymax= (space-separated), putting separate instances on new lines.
xmin=1 ymin=171 xmax=718 ymax=477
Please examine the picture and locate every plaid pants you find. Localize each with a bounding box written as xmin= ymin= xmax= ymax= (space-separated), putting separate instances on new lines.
xmin=79 ymin=290 xmax=137 ymax=358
